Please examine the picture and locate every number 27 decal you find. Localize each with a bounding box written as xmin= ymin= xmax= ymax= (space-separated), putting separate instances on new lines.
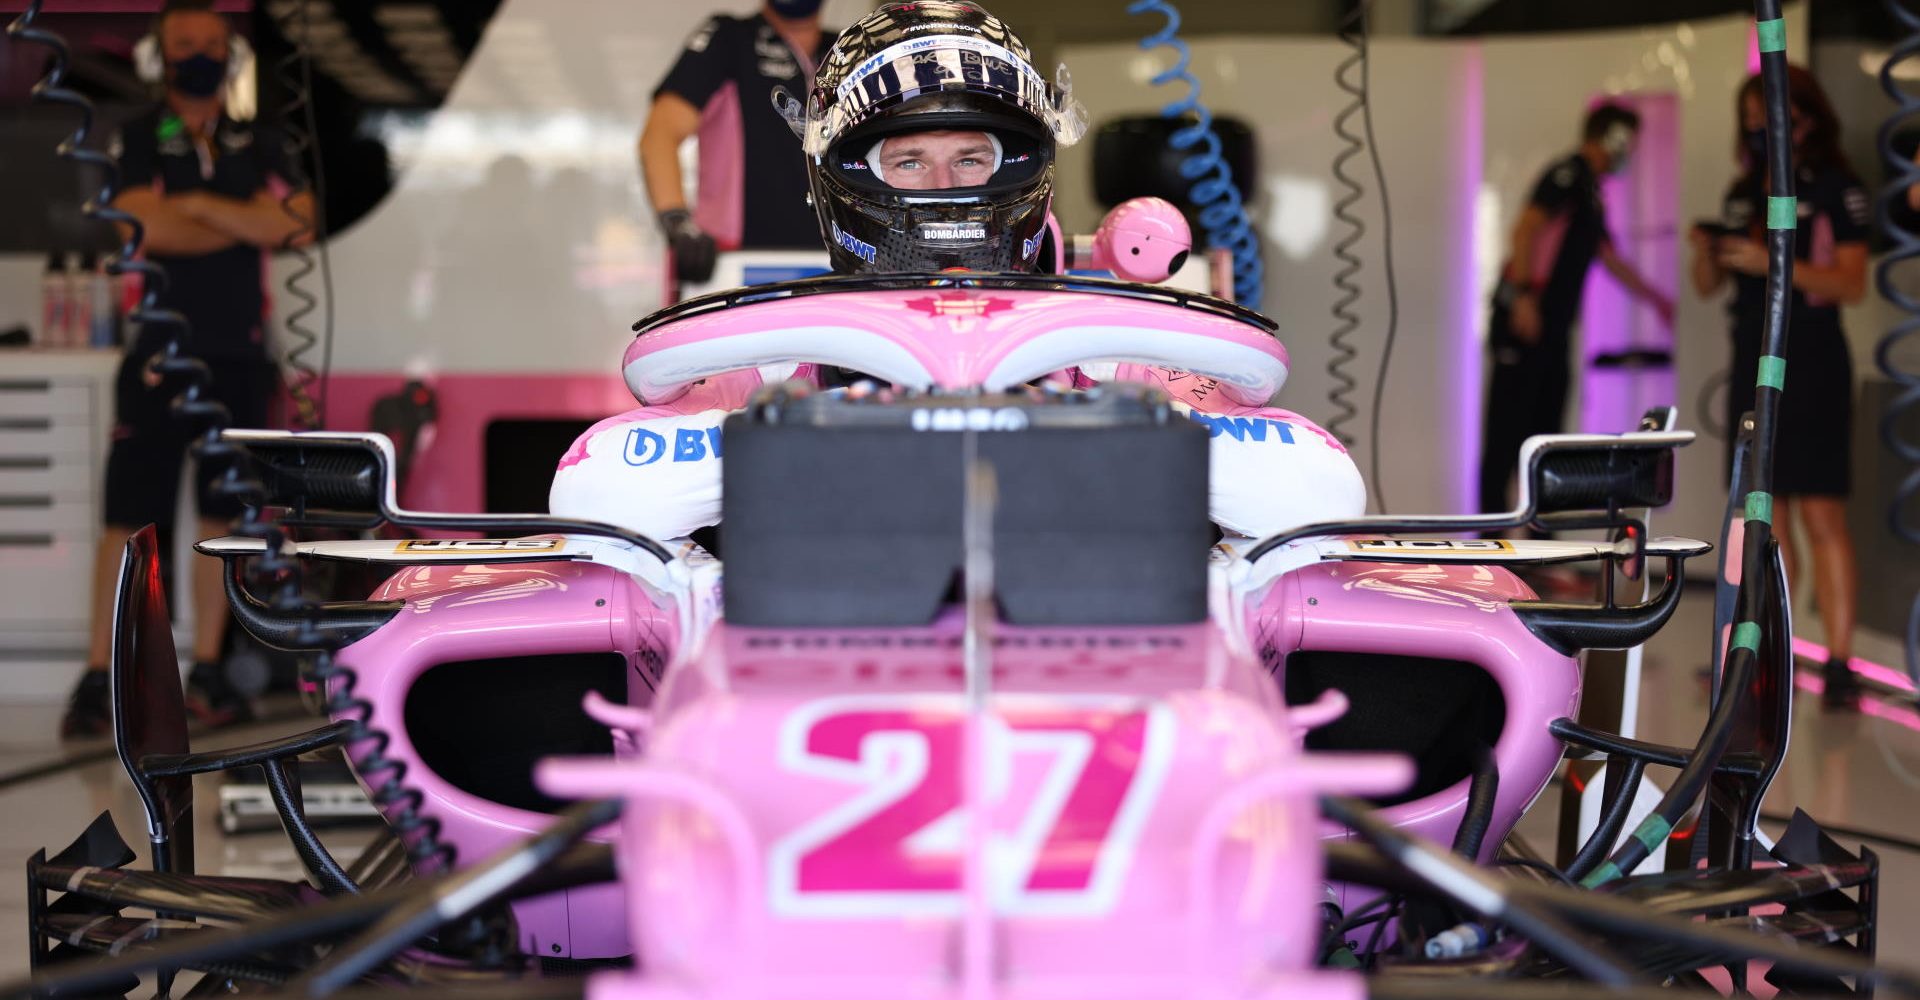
xmin=769 ymin=696 xmax=1173 ymax=918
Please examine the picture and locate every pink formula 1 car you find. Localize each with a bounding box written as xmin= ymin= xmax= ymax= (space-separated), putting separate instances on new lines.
xmin=17 ymin=270 xmax=1891 ymax=999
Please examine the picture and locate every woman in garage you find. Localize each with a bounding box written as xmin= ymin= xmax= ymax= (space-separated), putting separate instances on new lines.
xmin=1689 ymin=65 xmax=1869 ymax=709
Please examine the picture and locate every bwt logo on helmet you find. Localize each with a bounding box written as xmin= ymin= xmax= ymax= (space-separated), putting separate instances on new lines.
xmin=625 ymin=425 xmax=724 ymax=467
xmin=919 ymin=222 xmax=987 ymax=241
xmin=909 ymin=407 xmax=1030 ymax=432
xmin=831 ymin=221 xmax=877 ymax=264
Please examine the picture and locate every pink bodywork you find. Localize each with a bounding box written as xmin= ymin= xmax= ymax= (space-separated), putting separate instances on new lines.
xmin=541 ymin=616 xmax=1412 ymax=998
xmin=341 ymin=559 xmax=679 ymax=957
xmin=331 ymin=284 xmax=1579 ymax=982
xmin=1253 ymin=562 xmax=1577 ymax=888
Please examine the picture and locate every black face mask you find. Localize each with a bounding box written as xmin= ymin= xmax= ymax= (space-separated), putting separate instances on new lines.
xmin=168 ymin=52 xmax=228 ymax=99
xmin=1742 ymin=127 xmax=1769 ymax=162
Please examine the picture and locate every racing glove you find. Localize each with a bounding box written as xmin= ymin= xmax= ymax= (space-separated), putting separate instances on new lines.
xmin=659 ymin=208 xmax=718 ymax=285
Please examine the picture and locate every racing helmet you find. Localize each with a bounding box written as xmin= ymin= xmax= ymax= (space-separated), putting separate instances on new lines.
xmin=795 ymin=1 xmax=1087 ymax=273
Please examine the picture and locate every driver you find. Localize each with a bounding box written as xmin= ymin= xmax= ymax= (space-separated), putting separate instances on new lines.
xmin=551 ymin=1 xmax=1363 ymax=542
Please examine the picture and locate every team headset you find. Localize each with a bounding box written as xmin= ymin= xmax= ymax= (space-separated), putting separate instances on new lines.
xmin=132 ymin=28 xmax=256 ymax=118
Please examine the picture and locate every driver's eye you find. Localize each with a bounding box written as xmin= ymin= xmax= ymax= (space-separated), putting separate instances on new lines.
xmin=895 ymin=159 xmax=924 ymax=171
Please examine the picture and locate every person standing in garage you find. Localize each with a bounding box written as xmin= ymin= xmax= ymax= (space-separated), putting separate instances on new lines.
xmin=61 ymin=0 xmax=313 ymax=739
xmin=637 ymin=1 xmax=834 ymax=287
xmin=1692 ymin=67 xmax=1868 ymax=710
xmin=1478 ymin=103 xmax=1675 ymax=517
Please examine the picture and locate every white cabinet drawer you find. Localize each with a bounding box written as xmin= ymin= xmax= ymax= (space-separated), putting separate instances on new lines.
xmin=0 ymin=452 xmax=94 ymax=498
xmin=0 ymin=498 xmax=95 ymax=532
xmin=0 ymin=420 xmax=95 ymax=456
xmin=0 ymin=382 xmax=93 ymax=419
xmin=0 ymin=357 xmax=116 ymax=640
xmin=0 ymin=529 xmax=94 ymax=629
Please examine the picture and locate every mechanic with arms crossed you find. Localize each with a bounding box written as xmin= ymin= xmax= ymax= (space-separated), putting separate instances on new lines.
xmin=639 ymin=0 xmax=834 ymax=286
xmin=556 ymin=0 xmax=1364 ymax=543
xmin=62 ymin=0 xmax=312 ymax=738
xmin=1478 ymin=104 xmax=1675 ymax=516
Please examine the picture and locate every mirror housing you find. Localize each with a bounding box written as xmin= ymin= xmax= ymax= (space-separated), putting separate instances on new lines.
xmin=227 ymin=430 xmax=391 ymax=527
xmin=1527 ymin=436 xmax=1675 ymax=515
xmin=218 ymin=429 xmax=676 ymax=563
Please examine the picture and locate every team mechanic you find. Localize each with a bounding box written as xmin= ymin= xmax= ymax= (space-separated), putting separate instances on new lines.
xmin=638 ymin=0 xmax=834 ymax=286
xmin=1478 ymin=103 xmax=1675 ymax=516
xmin=555 ymin=0 xmax=1364 ymax=543
xmin=61 ymin=0 xmax=311 ymax=738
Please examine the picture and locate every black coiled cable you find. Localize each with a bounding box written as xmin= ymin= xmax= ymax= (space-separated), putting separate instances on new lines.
xmin=272 ymin=0 xmax=333 ymax=431
xmin=7 ymin=1 xmax=454 ymax=883
xmin=1325 ymin=5 xmax=1368 ymax=449
xmin=1875 ymin=0 xmax=1920 ymax=691
xmin=1328 ymin=0 xmax=1399 ymax=513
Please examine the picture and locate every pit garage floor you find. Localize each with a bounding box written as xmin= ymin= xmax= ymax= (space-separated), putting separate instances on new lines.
xmin=0 ymin=589 xmax=1914 ymax=978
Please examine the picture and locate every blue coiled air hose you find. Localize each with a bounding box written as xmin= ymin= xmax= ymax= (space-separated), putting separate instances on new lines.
xmin=1125 ymin=0 xmax=1264 ymax=308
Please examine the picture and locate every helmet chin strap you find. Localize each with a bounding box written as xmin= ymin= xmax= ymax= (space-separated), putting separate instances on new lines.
xmin=867 ymin=132 xmax=1003 ymax=185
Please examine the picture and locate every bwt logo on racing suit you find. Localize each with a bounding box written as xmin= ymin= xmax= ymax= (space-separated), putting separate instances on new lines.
xmin=626 ymin=425 xmax=725 ymax=467
xmin=1187 ymin=411 xmax=1296 ymax=444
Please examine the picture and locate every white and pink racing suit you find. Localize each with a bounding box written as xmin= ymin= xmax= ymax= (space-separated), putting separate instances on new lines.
xmin=549 ymin=364 xmax=1364 ymax=540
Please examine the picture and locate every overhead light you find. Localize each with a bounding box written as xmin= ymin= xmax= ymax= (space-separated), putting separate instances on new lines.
xmin=374 ymin=4 xmax=441 ymax=27
xmin=385 ymin=25 xmax=454 ymax=43
xmin=267 ymin=0 xmax=337 ymax=22
xmin=285 ymin=21 xmax=351 ymax=44
xmin=389 ymin=37 xmax=456 ymax=53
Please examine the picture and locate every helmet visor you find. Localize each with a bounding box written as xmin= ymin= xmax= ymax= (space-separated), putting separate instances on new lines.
xmin=832 ymin=115 xmax=1046 ymax=197
xmin=804 ymin=34 xmax=1086 ymax=155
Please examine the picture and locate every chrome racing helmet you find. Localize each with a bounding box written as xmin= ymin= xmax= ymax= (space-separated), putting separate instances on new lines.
xmin=792 ymin=1 xmax=1087 ymax=273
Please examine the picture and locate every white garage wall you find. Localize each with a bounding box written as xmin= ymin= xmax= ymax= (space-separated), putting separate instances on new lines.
xmin=282 ymin=0 xmax=872 ymax=378
xmin=1060 ymin=5 xmax=1801 ymax=528
xmin=1056 ymin=36 xmax=1484 ymax=514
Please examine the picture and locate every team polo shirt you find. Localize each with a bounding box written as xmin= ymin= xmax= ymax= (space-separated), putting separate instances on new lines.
xmin=655 ymin=14 xmax=832 ymax=250
xmin=115 ymin=105 xmax=286 ymax=360
xmin=1519 ymin=153 xmax=1611 ymax=336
